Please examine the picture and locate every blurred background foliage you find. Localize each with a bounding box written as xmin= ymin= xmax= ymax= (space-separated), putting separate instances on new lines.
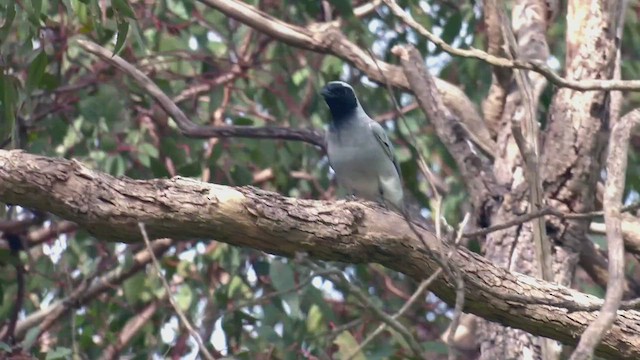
xmin=1 ymin=0 xmax=640 ymax=358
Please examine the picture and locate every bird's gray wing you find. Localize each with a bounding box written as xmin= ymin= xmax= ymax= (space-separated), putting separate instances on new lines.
xmin=369 ymin=121 xmax=402 ymax=182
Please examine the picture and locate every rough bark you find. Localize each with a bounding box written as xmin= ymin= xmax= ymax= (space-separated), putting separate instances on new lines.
xmin=541 ymin=0 xmax=617 ymax=261
xmin=480 ymin=0 xmax=555 ymax=358
xmin=2 ymin=150 xmax=640 ymax=359
xmin=481 ymin=0 xmax=512 ymax=137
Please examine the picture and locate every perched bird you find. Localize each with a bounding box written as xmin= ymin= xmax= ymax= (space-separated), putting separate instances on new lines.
xmin=320 ymin=81 xmax=404 ymax=211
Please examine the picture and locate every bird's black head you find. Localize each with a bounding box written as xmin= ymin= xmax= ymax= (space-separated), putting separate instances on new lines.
xmin=321 ymin=81 xmax=358 ymax=126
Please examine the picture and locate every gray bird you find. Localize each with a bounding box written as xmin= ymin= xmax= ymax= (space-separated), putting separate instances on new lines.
xmin=320 ymin=81 xmax=404 ymax=211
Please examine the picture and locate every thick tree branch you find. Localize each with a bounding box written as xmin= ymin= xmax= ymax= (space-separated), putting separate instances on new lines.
xmin=2 ymin=150 xmax=640 ymax=359
xmin=578 ymin=235 xmax=640 ymax=299
xmin=499 ymin=4 xmax=553 ymax=290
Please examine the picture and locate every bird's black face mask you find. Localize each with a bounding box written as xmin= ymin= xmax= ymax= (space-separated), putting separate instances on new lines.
xmin=321 ymin=83 xmax=358 ymax=126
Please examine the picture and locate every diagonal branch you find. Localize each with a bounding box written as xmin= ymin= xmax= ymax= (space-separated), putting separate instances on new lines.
xmin=2 ymin=149 xmax=640 ymax=359
xmin=76 ymin=40 xmax=326 ymax=150
xmin=391 ymin=45 xmax=499 ymax=210
xmin=98 ymin=296 xmax=167 ymax=360
xmin=462 ymin=201 xmax=640 ymax=238
xmin=12 ymin=237 xmax=173 ymax=340
xmin=139 ymin=224 xmax=215 ymax=360
xmin=498 ymin=4 xmax=554 ymax=302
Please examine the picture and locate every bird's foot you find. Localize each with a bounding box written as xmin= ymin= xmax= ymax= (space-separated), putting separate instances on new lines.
xmin=346 ymin=194 xmax=359 ymax=202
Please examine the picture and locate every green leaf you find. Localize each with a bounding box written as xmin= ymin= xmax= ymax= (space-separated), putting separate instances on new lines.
xmin=256 ymin=325 xmax=281 ymax=342
xmin=123 ymin=272 xmax=146 ymax=305
xmin=269 ymin=260 xmax=302 ymax=319
xmin=30 ymin=0 xmax=43 ymax=18
xmin=112 ymin=0 xmax=136 ymax=19
xmin=0 ymin=0 xmax=16 ymax=43
xmin=292 ymin=68 xmax=309 ymax=86
xmin=0 ymin=73 xmax=18 ymax=147
xmin=269 ymin=260 xmax=295 ymax=294
xmin=139 ymin=142 xmax=159 ymax=159
xmin=45 ymin=347 xmax=73 ymax=360
xmin=176 ymin=284 xmax=193 ymax=311
xmin=334 ymin=331 xmax=365 ymax=360
xmin=305 ymin=304 xmax=325 ymax=334
xmin=228 ymin=275 xmax=250 ymax=299
xmin=424 ymin=340 xmax=449 ymax=354
xmin=113 ymin=19 xmax=129 ymax=56
xmin=327 ymin=0 xmax=353 ymax=19
xmin=27 ymin=51 xmax=48 ymax=92
xmin=0 ymin=342 xmax=11 ymax=352
xmin=441 ymin=12 xmax=462 ymax=45
xmin=321 ymin=57 xmax=343 ymax=75
xmin=232 ymin=117 xmax=254 ymax=126
xmin=0 ymin=248 xmax=17 ymax=266
xmin=177 ymin=162 xmax=201 ymax=177
xmin=22 ymin=326 xmax=40 ymax=350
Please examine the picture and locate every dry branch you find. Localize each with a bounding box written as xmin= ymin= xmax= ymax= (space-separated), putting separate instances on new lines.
xmin=76 ymin=40 xmax=326 ymax=150
xmin=11 ymin=237 xmax=173 ymax=339
xmin=391 ymin=45 xmax=499 ymax=211
xmin=98 ymin=297 xmax=166 ymax=360
xmin=570 ymin=109 xmax=640 ymax=359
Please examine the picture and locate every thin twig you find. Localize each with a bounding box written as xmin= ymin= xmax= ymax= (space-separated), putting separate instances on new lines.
xmin=444 ymin=214 xmax=470 ymax=359
xmin=12 ymin=238 xmax=173 ymax=340
xmin=345 ymin=268 xmax=443 ymax=360
xmin=463 ymin=201 xmax=640 ymax=238
xmin=306 ymin=261 xmax=425 ymax=358
xmin=138 ymin=223 xmax=215 ymax=360
xmin=98 ymin=297 xmax=166 ymax=360
xmin=381 ymin=0 xmax=640 ymax=92
xmin=568 ymin=106 xmax=639 ymax=359
xmin=76 ymin=39 xmax=325 ymax=149
xmin=498 ymin=3 xmax=553 ymax=284
xmin=389 ymin=44 xmax=470 ymax=360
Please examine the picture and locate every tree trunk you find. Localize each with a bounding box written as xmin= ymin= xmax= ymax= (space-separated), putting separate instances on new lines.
xmin=478 ymin=0 xmax=621 ymax=358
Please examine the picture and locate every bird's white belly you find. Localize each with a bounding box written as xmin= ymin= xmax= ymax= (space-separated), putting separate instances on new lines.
xmin=328 ymin=136 xmax=395 ymax=201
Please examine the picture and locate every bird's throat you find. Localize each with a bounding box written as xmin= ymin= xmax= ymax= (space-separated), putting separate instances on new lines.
xmin=329 ymin=107 xmax=357 ymax=129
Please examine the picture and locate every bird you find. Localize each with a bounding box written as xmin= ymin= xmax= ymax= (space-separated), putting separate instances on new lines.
xmin=320 ymin=81 xmax=404 ymax=212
